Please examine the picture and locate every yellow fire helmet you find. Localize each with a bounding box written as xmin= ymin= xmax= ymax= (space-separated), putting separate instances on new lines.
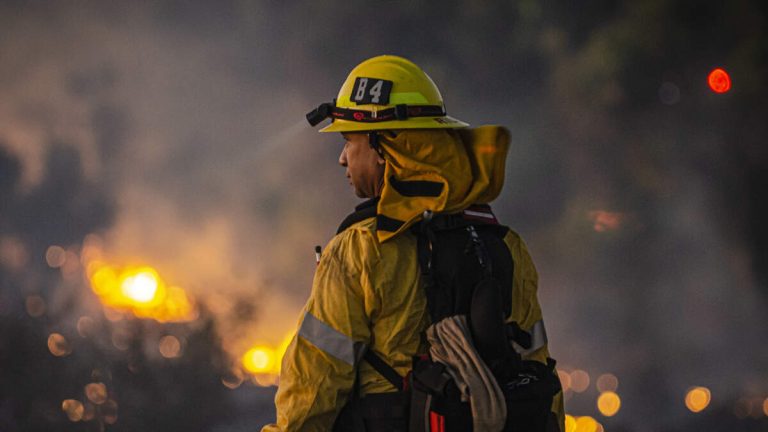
xmin=306 ymin=55 xmax=469 ymax=132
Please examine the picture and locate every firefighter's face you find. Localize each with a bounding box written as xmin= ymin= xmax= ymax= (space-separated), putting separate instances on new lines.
xmin=338 ymin=133 xmax=385 ymax=198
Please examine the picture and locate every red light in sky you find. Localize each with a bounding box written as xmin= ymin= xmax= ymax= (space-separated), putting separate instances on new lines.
xmin=708 ymin=68 xmax=731 ymax=93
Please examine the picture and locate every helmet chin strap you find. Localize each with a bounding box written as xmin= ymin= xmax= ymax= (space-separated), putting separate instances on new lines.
xmin=368 ymin=131 xmax=383 ymax=157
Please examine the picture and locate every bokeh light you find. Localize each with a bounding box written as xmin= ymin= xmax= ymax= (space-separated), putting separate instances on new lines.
xmin=685 ymin=386 xmax=711 ymax=413
xmin=565 ymin=414 xmax=577 ymax=432
xmin=61 ymin=399 xmax=84 ymax=422
xmin=104 ymin=308 xmax=124 ymax=322
xmin=159 ymin=335 xmax=182 ymax=358
xmin=243 ymin=347 xmax=275 ymax=374
xmin=111 ymin=328 xmax=131 ymax=351
xmin=47 ymin=333 xmax=71 ymax=357
xmin=589 ymin=210 xmax=623 ymax=232
xmin=25 ymin=295 xmax=46 ymax=317
xmin=597 ymin=391 xmax=621 ymax=417
xmin=596 ymin=373 xmax=618 ymax=393
xmin=82 ymin=403 xmax=96 ymax=421
xmin=0 ymin=236 xmax=28 ymax=270
xmin=574 ymin=415 xmax=600 ymax=432
xmin=45 ymin=245 xmax=67 ymax=268
xmin=121 ymin=270 xmax=158 ymax=303
xmin=76 ymin=316 xmax=96 ymax=338
xmin=102 ymin=399 xmax=118 ymax=424
xmin=570 ymin=369 xmax=591 ymax=393
xmin=708 ymin=68 xmax=731 ymax=93
xmin=565 ymin=414 xmax=605 ymax=432
xmin=85 ymin=382 xmax=108 ymax=405
xmin=763 ymin=398 xmax=768 ymax=417
xmin=239 ymin=332 xmax=294 ymax=384
xmin=250 ymin=373 xmax=278 ymax=387
xmin=60 ymin=250 xmax=81 ymax=279
xmin=221 ymin=371 xmax=245 ymax=390
xmin=86 ymin=261 xmax=196 ymax=322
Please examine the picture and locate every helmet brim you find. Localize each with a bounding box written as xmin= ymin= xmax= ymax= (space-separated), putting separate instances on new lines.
xmin=319 ymin=116 xmax=469 ymax=133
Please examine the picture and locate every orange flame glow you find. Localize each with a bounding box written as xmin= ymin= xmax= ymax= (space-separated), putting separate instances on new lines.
xmin=240 ymin=332 xmax=294 ymax=386
xmin=588 ymin=210 xmax=624 ymax=232
xmin=86 ymin=261 xmax=196 ymax=322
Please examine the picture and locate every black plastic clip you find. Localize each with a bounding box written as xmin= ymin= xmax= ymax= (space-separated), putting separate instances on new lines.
xmin=394 ymin=104 xmax=409 ymax=120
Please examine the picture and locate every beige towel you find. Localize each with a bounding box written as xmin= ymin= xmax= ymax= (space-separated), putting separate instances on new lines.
xmin=426 ymin=315 xmax=507 ymax=432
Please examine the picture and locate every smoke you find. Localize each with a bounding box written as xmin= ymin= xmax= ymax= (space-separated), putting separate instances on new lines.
xmin=0 ymin=2 xmax=347 ymax=365
xmin=1 ymin=1 xmax=766 ymax=430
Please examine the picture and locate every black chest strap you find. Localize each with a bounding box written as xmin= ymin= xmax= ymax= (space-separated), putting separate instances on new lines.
xmin=337 ymin=198 xmax=379 ymax=234
xmin=364 ymin=350 xmax=405 ymax=392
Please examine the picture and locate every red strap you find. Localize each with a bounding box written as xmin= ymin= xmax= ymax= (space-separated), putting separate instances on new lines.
xmin=429 ymin=411 xmax=445 ymax=432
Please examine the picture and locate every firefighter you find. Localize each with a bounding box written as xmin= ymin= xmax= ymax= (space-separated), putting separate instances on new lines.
xmin=261 ymin=55 xmax=564 ymax=432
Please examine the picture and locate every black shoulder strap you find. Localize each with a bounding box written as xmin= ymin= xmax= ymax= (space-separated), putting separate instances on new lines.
xmin=364 ymin=350 xmax=404 ymax=392
xmin=337 ymin=198 xmax=379 ymax=234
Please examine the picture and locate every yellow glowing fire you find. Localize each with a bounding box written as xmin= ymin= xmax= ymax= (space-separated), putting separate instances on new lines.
xmin=240 ymin=332 xmax=294 ymax=383
xmin=243 ymin=346 xmax=276 ymax=374
xmin=87 ymin=262 xmax=196 ymax=322
xmin=121 ymin=271 xmax=158 ymax=303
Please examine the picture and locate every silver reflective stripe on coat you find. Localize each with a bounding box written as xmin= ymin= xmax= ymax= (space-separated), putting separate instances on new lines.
xmin=512 ymin=319 xmax=548 ymax=356
xmin=298 ymin=312 xmax=366 ymax=366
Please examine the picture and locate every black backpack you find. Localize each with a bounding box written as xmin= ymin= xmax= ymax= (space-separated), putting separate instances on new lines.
xmin=335 ymin=204 xmax=561 ymax=432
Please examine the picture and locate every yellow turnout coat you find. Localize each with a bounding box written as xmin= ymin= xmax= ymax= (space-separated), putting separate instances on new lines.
xmin=262 ymin=127 xmax=564 ymax=431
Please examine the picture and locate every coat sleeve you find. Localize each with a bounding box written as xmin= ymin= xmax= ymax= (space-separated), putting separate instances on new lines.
xmin=504 ymin=230 xmax=565 ymax=432
xmin=261 ymin=233 xmax=372 ymax=432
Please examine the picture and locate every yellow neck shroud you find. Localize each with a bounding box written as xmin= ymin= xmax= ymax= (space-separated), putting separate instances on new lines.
xmin=376 ymin=125 xmax=510 ymax=242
